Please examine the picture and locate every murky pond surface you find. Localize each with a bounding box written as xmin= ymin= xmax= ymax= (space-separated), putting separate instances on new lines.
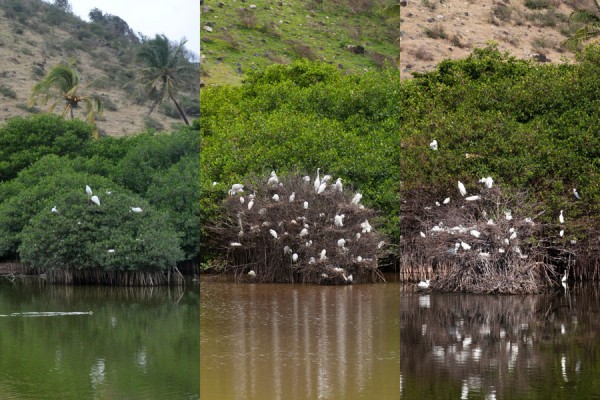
xmin=0 ymin=278 xmax=199 ymax=400
xmin=401 ymin=283 xmax=600 ymax=399
xmin=200 ymin=274 xmax=400 ymax=399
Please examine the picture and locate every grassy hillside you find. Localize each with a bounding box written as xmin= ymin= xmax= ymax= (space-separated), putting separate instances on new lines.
xmin=200 ymin=0 xmax=399 ymax=85
xmin=0 ymin=0 xmax=199 ymax=136
xmin=400 ymin=0 xmax=599 ymax=79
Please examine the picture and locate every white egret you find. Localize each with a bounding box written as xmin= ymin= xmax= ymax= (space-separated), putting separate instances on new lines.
xmin=212 ymin=181 xmax=218 ymax=186
xmin=320 ymin=273 xmax=328 ymax=278
xmin=560 ymin=229 xmax=564 ymax=237
xmin=499 ymin=248 xmax=505 ymax=253
xmin=417 ymin=279 xmax=430 ymax=289
xmin=351 ymin=193 xmax=362 ymax=205
xmin=429 ymin=139 xmax=438 ymax=151
xmin=360 ymin=220 xmax=372 ymax=233
xmin=465 ymin=195 xmax=480 ymax=201
xmin=299 ymin=228 xmax=309 ymax=238
xmin=317 ymin=182 xmax=327 ymax=194
xmin=131 ymin=207 xmax=143 ymax=213
xmin=485 ymin=176 xmax=493 ymax=188
xmin=108 ymin=249 xmax=115 ymax=253
xmin=562 ymin=271 xmax=567 ymax=283
xmin=334 ymin=214 xmax=345 ymax=227
xmin=322 ymin=174 xmax=332 ymax=183
xmin=559 ymin=210 xmax=564 ymax=224
xmin=337 ymin=238 xmax=346 ymax=248
xmin=487 ymin=219 xmax=495 ymax=225
xmin=248 ymin=270 xmax=256 ymax=277
xmin=319 ymin=249 xmax=327 ymax=260
xmin=230 ymin=242 xmax=242 ymax=247
xmin=314 ymin=168 xmax=321 ymax=192
xmin=435 ymin=201 xmax=441 ymax=207
xmin=305 ymin=240 xmax=313 ymax=247
xmin=229 ymin=184 xmax=244 ymax=195
xmin=347 ymin=274 xmax=353 ymax=283
xmin=85 ymin=185 xmax=93 ymax=196
xmin=91 ymin=195 xmax=100 ymax=206
xmin=303 ymin=201 xmax=309 ymax=209
xmin=573 ymin=188 xmax=581 ymax=200
xmin=289 ymin=192 xmax=296 ymax=202
xmin=458 ymin=181 xmax=467 ymax=196
xmin=443 ymin=197 xmax=450 ymax=204
xmin=510 ymin=231 xmax=517 ymax=240
xmin=283 ymin=245 xmax=292 ymax=255
xmin=356 ymin=232 xmax=361 ymax=239
xmin=479 ymin=252 xmax=490 ymax=258
xmin=309 ymin=257 xmax=316 ymax=264
xmin=470 ymin=229 xmax=480 ymax=238
xmin=334 ymin=178 xmax=343 ymax=192
xmin=525 ymin=217 xmax=534 ymax=224
xmin=378 ymin=241 xmax=385 ymax=249
xmin=460 ymin=241 xmax=471 ymax=250
xmin=258 ymin=208 xmax=267 ymax=216
xmin=302 ymin=175 xmax=311 ymax=182
xmin=292 ymin=253 xmax=298 ymax=262
xmin=268 ymin=171 xmax=279 ymax=185
xmin=248 ymin=199 xmax=254 ymax=210
xmin=51 ymin=206 xmax=58 ymax=213
xmin=272 ymin=194 xmax=280 ymax=202
xmin=356 ymin=256 xmax=363 ymax=262
xmin=240 ymin=196 xmax=245 ymax=204
xmin=420 ymin=231 xmax=426 ymax=238
xmin=269 ymin=229 xmax=278 ymax=239
xmin=505 ymin=211 xmax=513 ymax=221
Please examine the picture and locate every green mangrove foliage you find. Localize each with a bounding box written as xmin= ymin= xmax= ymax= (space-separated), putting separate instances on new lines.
xmin=400 ymin=44 xmax=600 ymax=278
xmin=201 ymin=59 xmax=401 ymax=267
xmin=0 ymin=114 xmax=199 ymax=281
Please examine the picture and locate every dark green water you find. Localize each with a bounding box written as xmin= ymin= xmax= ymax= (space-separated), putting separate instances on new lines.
xmin=0 ymin=278 xmax=199 ymax=399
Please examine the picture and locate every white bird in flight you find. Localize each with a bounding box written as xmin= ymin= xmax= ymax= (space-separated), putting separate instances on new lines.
xmin=458 ymin=181 xmax=467 ymax=196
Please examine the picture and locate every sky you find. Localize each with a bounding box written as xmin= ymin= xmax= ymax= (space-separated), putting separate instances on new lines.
xmin=67 ymin=0 xmax=199 ymax=57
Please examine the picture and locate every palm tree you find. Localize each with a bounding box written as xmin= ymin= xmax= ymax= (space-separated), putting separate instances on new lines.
xmin=566 ymin=0 xmax=600 ymax=51
xmin=29 ymin=61 xmax=103 ymax=138
xmin=135 ymin=34 xmax=195 ymax=125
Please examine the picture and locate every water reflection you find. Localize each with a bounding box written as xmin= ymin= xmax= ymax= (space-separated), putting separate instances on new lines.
xmin=200 ymin=275 xmax=399 ymax=400
xmin=401 ymin=283 xmax=600 ymax=399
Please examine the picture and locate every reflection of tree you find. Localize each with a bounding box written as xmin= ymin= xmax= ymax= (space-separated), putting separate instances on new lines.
xmin=400 ymin=287 xmax=600 ymax=399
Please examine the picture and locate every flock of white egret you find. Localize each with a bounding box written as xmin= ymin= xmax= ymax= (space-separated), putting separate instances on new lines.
xmin=225 ymin=169 xmax=384 ymax=284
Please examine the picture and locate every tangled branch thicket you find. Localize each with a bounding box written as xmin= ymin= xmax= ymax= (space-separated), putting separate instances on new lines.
xmin=211 ymin=172 xmax=388 ymax=284
xmin=400 ymin=184 xmax=576 ymax=294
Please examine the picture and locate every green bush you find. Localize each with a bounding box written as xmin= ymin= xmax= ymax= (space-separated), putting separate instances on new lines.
xmin=0 ymin=114 xmax=92 ymax=181
xmin=19 ymin=187 xmax=183 ymax=271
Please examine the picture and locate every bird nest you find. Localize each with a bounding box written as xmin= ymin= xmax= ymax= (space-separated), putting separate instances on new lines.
xmin=210 ymin=171 xmax=388 ymax=284
xmin=401 ymin=183 xmax=575 ymax=294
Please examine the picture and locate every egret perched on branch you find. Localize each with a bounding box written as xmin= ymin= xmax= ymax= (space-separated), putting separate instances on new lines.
xmin=465 ymin=195 xmax=480 ymax=201
xmin=314 ymin=168 xmax=321 ymax=193
xmin=443 ymin=197 xmax=450 ymax=205
xmin=334 ymin=214 xmax=345 ymax=227
xmin=292 ymin=253 xmax=298 ymax=262
xmin=351 ymin=193 xmax=363 ymax=205
xmin=85 ymin=185 xmax=93 ymax=196
xmin=317 ymin=182 xmax=327 ymax=194
xmin=418 ymin=279 xmax=430 ymax=289
xmin=559 ymin=210 xmax=565 ymax=224
xmin=269 ymin=229 xmax=278 ymax=239
xmin=303 ymin=201 xmax=309 ymax=209
xmin=240 ymin=196 xmax=245 ymax=204
xmin=420 ymin=231 xmax=426 ymax=238
xmin=248 ymin=270 xmax=256 ymax=277
xmin=248 ymin=199 xmax=254 ymax=210
xmin=320 ymin=249 xmax=327 ymax=260
xmin=303 ymin=175 xmax=311 ymax=183
xmin=334 ymin=178 xmax=343 ymax=192
xmin=131 ymin=207 xmax=143 ymax=213
xmin=272 ymin=194 xmax=280 ymax=202
xmin=361 ymin=220 xmax=372 ymax=233
xmin=283 ymin=245 xmax=292 ymax=255
xmin=430 ymin=139 xmax=438 ymax=151
xmin=460 ymin=241 xmax=471 ymax=250
xmin=91 ymin=195 xmax=100 ymax=206
xmin=337 ymin=238 xmax=346 ymax=248
xmin=51 ymin=206 xmax=58 ymax=213
xmin=573 ymin=188 xmax=581 ymax=200
xmin=299 ymin=228 xmax=309 ymax=238
xmin=268 ymin=171 xmax=279 ymax=186
xmin=229 ymin=184 xmax=244 ymax=196
xmin=458 ymin=181 xmax=467 ymax=197
xmin=289 ymin=192 xmax=295 ymax=202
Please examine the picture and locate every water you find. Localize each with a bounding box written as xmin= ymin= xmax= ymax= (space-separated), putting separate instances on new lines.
xmin=0 ymin=278 xmax=199 ymax=400
xmin=401 ymin=283 xmax=600 ymax=399
xmin=200 ymin=274 xmax=400 ymax=399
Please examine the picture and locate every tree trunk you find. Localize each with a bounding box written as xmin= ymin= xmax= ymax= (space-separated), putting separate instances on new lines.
xmin=168 ymin=92 xmax=190 ymax=125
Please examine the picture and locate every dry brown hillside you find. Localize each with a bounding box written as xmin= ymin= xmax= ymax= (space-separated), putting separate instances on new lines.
xmin=400 ymin=0 xmax=598 ymax=79
xmin=0 ymin=0 xmax=199 ymax=136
